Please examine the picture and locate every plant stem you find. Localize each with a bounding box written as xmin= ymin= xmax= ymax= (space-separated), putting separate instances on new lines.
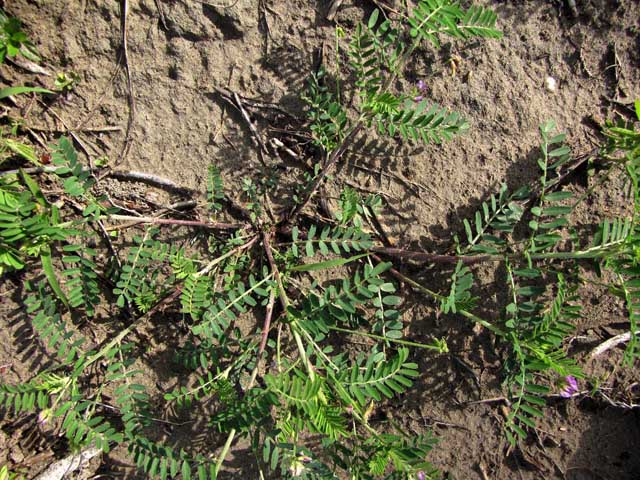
xmin=282 ymin=123 xmax=363 ymax=226
xmin=83 ymin=288 xmax=182 ymax=370
xmin=328 ymin=325 xmax=446 ymax=351
xmin=248 ymin=289 xmax=277 ymax=386
xmin=107 ymin=214 xmax=246 ymax=230
xmin=198 ymin=235 xmax=259 ymax=276
xmin=263 ymin=232 xmax=317 ymax=379
xmin=371 ymin=254 xmax=506 ymax=336
xmin=370 ymin=246 xmax=494 ymax=265
xmin=213 ymin=428 xmax=236 ymax=477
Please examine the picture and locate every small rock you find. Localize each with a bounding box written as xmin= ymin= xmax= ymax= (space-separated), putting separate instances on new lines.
xmin=545 ymin=76 xmax=557 ymax=92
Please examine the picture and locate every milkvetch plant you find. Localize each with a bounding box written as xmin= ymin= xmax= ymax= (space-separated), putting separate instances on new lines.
xmin=2 ymin=2 xmax=638 ymax=479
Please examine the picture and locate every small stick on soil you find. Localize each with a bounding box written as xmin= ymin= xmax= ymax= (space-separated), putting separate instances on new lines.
xmin=326 ymin=0 xmax=344 ymax=21
xmin=478 ymin=462 xmax=491 ymax=480
xmin=284 ymin=124 xmax=363 ymax=226
xmin=106 ymin=214 xmax=246 ymax=231
xmin=28 ymin=125 xmax=122 ymax=134
xmin=117 ymin=0 xmax=136 ymax=166
xmin=465 ymin=396 xmax=509 ymax=405
xmin=451 ymin=354 xmax=482 ymax=395
xmin=40 ymin=102 xmax=95 ymax=165
xmin=153 ymin=0 xmax=168 ymax=29
xmin=213 ymin=86 xmax=293 ymax=117
xmin=7 ymin=56 xmax=51 ymax=76
xmin=349 ymin=162 xmax=445 ymax=203
xmin=589 ymin=330 xmax=640 ymax=358
xmin=104 ymin=200 xmax=197 ymax=231
xmin=107 ymin=170 xmax=196 ymax=193
xmin=597 ymin=390 xmax=639 ymax=409
xmin=258 ymin=0 xmax=273 ymax=52
xmin=421 ymin=415 xmax=470 ymax=431
xmin=32 ymin=445 xmax=101 ymax=480
xmin=270 ymin=137 xmax=300 ymax=160
xmin=25 ymin=127 xmax=49 ymax=150
xmin=232 ymin=92 xmax=269 ymax=165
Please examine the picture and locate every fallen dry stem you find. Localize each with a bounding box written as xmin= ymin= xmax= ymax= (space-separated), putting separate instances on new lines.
xmin=107 ymin=214 xmax=247 ymax=231
xmin=283 ymin=123 xmax=363 ymax=226
xmin=590 ymin=330 xmax=640 ymax=358
xmin=107 ymin=170 xmax=196 ymax=193
xmin=248 ymin=289 xmax=277 ymax=387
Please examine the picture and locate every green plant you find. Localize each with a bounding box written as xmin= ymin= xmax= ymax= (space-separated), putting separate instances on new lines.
xmin=0 ymin=2 xmax=502 ymax=477
xmin=0 ymin=9 xmax=39 ymax=63
xmin=593 ymin=99 xmax=640 ymax=366
xmin=2 ymin=0 xmax=637 ymax=478
xmin=0 ymin=465 xmax=24 ymax=480
xmin=54 ymin=71 xmax=81 ymax=92
xmin=0 ymin=86 xmax=53 ymax=166
xmin=438 ymin=114 xmax=640 ymax=443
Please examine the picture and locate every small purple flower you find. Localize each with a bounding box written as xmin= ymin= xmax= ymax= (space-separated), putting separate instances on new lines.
xmin=416 ymin=471 xmax=426 ymax=480
xmin=413 ymin=80 xmax=428 ymax=102
xmin=560 ymin=375 xmax=579 ymax=398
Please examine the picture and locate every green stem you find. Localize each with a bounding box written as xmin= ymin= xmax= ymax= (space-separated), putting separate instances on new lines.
xmin=263 ymin=232 xmax=317 ymax=380
xmin=214 ymin=428 xmax=236 ymax=477
xmin=376 ymin=258 xmax=506 ymax=336
xmin=328 ymin=325 xmax=446 ymax=351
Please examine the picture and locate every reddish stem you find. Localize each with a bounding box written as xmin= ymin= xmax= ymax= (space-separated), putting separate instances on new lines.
xmin=370 ymin=246 xmax=493 ymax=265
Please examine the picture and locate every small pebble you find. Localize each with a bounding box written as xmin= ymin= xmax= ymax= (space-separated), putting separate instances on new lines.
xmin=545 ymin=76 xmax=557 ymax=92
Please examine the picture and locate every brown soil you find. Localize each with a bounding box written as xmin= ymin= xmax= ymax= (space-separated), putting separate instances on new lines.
xmin=1 ymin=0 xmax=640 ymax=479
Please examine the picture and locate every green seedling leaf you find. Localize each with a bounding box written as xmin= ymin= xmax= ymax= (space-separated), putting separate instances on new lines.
xmin=368 ymin=9 xmax=380 ymax=29
xmin=20 ymin=169 xmax=47 ymax=207
xmin=41 ymin=250 xmax=70 ymax=309
xmin=0 ymin=85 xmax=53 ymax=100
xmin=4 ymin=139 xmax=38 ymax=164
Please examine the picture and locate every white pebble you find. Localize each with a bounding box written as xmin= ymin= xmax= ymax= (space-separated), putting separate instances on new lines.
xmin=545 ymin=76 xmax=557 ymax=92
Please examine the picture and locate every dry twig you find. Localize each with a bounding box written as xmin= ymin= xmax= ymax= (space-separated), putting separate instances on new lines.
xmin=107 ymin=170 xmax=195 ymax=193
xmin=106 ymin=214 xmax=246 ymax=231
xmin=590 ymin=330 xmax=640 ymax=359
xmin=32 ymin=445 xmax=101 ymax=480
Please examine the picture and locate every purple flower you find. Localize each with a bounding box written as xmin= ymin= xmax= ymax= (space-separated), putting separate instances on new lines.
xmin=416 ymin=471 xmax=426 ymax=480
xmin=560 ymin=375 xmax=579 ymax=398
xmin=413 ymin=80 xmax=428 ymax=102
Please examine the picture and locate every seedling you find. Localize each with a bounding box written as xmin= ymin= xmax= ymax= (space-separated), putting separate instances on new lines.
xmin=0 ymin=9 xmax=39 ymax=63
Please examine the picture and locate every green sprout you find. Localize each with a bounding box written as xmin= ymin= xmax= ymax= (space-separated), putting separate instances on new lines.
xmin=0 ymin=9 xmax=39 ymax=63
xmin=54 ymin=71 xmax=81 ymax=92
